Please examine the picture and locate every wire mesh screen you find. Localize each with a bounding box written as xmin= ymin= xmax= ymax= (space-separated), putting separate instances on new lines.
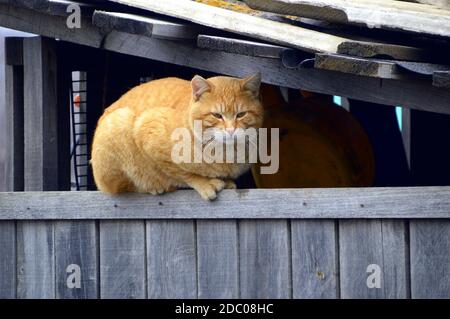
xmin=70 ymin=71 xmax=88 ymax=191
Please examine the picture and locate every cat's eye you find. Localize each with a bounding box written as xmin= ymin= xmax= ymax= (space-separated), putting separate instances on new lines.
xmin=236 ymin=112 xmax=247 ymax=119
xmin=212 ymin=112 xmax=223 ymax=119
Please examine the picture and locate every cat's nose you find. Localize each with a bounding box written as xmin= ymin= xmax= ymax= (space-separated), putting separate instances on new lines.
xmin=226 ymin=128 xmax=235 ymax=136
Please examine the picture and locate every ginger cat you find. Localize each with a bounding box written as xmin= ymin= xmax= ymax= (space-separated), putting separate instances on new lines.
xmin=91 ymin=74 xmax=263 ymax=200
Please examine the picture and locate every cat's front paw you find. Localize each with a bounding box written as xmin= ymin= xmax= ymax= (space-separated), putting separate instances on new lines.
xmin=196 ymin=178 xmax=225 ymax=201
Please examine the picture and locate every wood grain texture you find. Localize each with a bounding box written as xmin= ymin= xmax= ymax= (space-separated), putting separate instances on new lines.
xmin=2 ymin=4 xmax=450 ymax=114
xmin=244 ymin=0 xmax=450 ymax=37
xmin=197 ymin=220 xmax=238 ymax=298
xmin=339 ymin=220 xmax=408 ymax=299
xmin=410 ymin=220 xmax=450 ymax=298
xmin=147 ymin=220 xmax=197 ymax=299
xmin=239 ymin=220 xmax=291 ymax=298
xmin=291 ymin=220 xmax=338 ymax=298
xmin=107 ymin=0 xmax=351 ymax=53
xmin=16 ymin=221 xmax=55 ymax=298
xmin=315 ymin=53 xmax=403 ymax=79
xmin=100 ymin=221 xmax=146 ymax=299
xmin=337 ymin=41 xmax=428 ymax=62
xmin=0 ymin=4 xmax=103 ymax=48
xmin=55 ymin=221 xmax=98 ymax=299
xmin=197 ymin=35 xmax=289 ymax=58
xmin=100 ymin=31 xmax=450 ymax=115
xmin=1 ymin=187 xmax=450 ymax=219
xmin=0 ymin=222 xmax=16 ymax=298
xmin=17 ymin=36 xmax=58 ymax=299
xmin=93 ymin=10 xmax=199 ymax=39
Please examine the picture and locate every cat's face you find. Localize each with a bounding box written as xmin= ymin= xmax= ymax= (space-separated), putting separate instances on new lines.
xmin=189 ymin=74 xmax=264 ymax=146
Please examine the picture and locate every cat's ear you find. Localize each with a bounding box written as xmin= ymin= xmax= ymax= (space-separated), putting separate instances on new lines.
xmin=241 ymin=72 xmax=261 ymax=97
xmin=191 ymin=75 xmax=212 ymax=101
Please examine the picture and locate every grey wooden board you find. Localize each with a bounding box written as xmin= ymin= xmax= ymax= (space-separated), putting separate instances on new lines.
xmin=23 ymin=36 xmax=59 ymax=191
xmin=16 ymin=221 xmax=55 ymax=298
xmin=315 ymin=53 xmax=403 ymax=79
xmin=5 ymin=52 xmax=24 ymax=192
xmin=0 ymin=4 xmax=103 ymax=48
xmin=100 ymin=31 xmax=450 ymax=115
xmin=244 ymin=0 xmax=450 ymax=38
xmin=291 ymin=220 xmax=338 ymax=298
xmin=239 ymin=220 xmax=291 ymax=298
xmin=337 ymin=41 xmax=428 ymax=62
xmin=17 ymin=36 xmax=58 ymax=299
xmin=433 ymin=71 xmax=450 ymax=88
xmin=0 ymin=33 xmax=5 ymax=192
xmin=93 ymin=10 xmax=199 ymax=40
xmin=1 ymin=187 xmax=450 ymax=219
xmin=197 ymin=35 xmax=289 ymax=59
xmin=197 ymin=220 xmax=238 ymax=298
xmin=0 ymin=222 xmax=16 ymax=298
xmin=339 ymin=220 xmax=408 ymax=298
xmin=99 ymin=220 xmax=146 ymax=298
xmin=107 ymin=0 xmax=351 ymax=53
xmin=2 ymin=5 xmax=450 ymax=114
xmin=147 ymin=220 xmax=197 ymax=298
xmin=410 ymin=220 xmax=450 ymax=298
xmin=55 ymin=221 xmax=98 ymax=298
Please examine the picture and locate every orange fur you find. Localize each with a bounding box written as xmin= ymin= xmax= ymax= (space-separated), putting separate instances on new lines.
xmin=91 ymin=74 xmax=263 ymax=200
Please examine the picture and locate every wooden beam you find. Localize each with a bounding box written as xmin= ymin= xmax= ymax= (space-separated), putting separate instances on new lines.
xmin=315 ymin=53 xmax=404 ymax=79
xmin=337 ymin=41 xmax=429 ymax=62
xmin=244 ymin=0 xmax=450 ymax=38
xmin=197 ymin=34 xmax=290 ymax=58
xmin=1 ymin=187 xmax=450 ymax=219
xmin=92 ymin=10 xmax=199 ymax=40
xmin=4 ymin=38 xmax=25 ymax=192
xmin=2 ymin=3 xmax=450 ymax=114
xmin=106 ymin=0 xmax=352 ymax=53
xmin=101 ymin=31 xmax=450 ymax=114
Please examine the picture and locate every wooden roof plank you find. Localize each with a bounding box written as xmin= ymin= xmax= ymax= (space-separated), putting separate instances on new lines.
xmin=1 ymin=187 xmax=450 ymax=219
xmin=244 ymin=0 xmax=450 ymax=38
xmin=92 ymin=10 xmax=200 ymax=40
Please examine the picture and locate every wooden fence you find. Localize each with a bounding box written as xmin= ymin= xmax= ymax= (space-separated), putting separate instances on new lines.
xmin=1 ymin=188 xmax=450 ymax=299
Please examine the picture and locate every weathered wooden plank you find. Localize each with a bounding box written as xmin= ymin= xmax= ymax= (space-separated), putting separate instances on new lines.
xmin=147 ymin=220 xmax=197 ymax=299
xmin=197 ymin=35 xmax=289 ymax=58
xmin=23 ymin=36 xmax=59 ymax=190
xmin=101 ymin=31 xmax=450 ymax=114
xmin=17 ymin=221 xmax=55 ymax=298
xmin=4 ymin=38 xmax=24 ymax=192
xmin=0 ymin=222 xmax=16 ymax=298
xmin=315 ymin=53 xmax=403 ymax=79
xmin=93 ymin=10 xmax=199 ymax=40
xmin=55 ymin=221 xmax=98 ymax=299
xmin=197 ymin=220 xmax=238 ymax=298
xmin=291 ymin=220 xmax=338 ymax=298
xmin=339 ymin=220 xmax=408 ymax=298
xmin=100 ymin=221 xmax=146 ymax=299
xmin=410 ymin=220 xmax=450 ymax=298
xmin=239 ymin=220 xmax=291 ymax=298
xmin=244 ymin=0 xmax=450 ymax=37
xmin=337 ymin=41 xmax=428 ymax=62
xmin=107 ymin=0 xmax=351 ymax=53
xmin=2 ymin=5 xmax=450 ymax=113
xmin=433 ymin=71 xmax=450 ymax=88
xmin=17 ymin=36 xmax=59 ymax=299
xmin=1 ymin=187 xmax=450 ymax=219
xmin=0 ymin=4 xmax=103 ymax=48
